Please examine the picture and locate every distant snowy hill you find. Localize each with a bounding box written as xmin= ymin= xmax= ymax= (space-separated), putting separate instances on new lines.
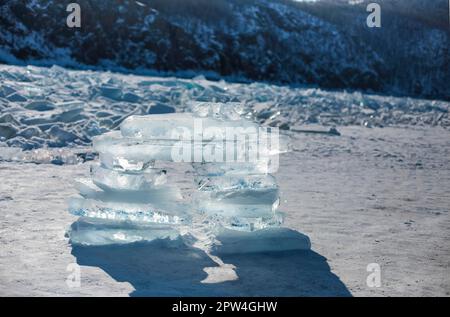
xmin=0 ymin=0 xmax=449 ymax=100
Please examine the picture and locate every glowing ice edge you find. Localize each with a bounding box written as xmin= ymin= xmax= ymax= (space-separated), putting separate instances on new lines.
xmin=68 ymin=198 xmax=190 ymax=225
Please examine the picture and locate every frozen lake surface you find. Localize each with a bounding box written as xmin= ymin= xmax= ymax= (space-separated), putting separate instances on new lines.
xmin=0 ymin=64 xmax=449 ymax=296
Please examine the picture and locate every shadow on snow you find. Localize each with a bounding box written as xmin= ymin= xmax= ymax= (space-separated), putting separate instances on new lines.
xmin=71 ymin=227 xmax=351 ymax=296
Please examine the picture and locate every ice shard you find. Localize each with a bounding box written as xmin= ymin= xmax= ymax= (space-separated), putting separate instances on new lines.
xmin=67 ymin=217 xmax=181 ymax=246
xmin=91 ymin=164 xmax=167 ymax=192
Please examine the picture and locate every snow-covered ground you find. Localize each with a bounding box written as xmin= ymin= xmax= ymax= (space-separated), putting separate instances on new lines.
xmin=0 ymin=64 xmax=449 ymax=296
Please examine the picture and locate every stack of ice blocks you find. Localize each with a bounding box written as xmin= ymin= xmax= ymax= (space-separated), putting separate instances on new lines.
xmin=68 ymin=103 xmax=284 ymax=245
xmin=68 ymin=114 xmax=194 ymax=245
xmin=189 ymin=102 xmax=283 ymax=232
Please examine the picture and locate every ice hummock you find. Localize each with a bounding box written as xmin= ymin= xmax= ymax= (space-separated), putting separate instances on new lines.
xmin=1 ymin=63 xmax=449 ymax=163
xmin=68 ymin=104 xmax=286 ymax=245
